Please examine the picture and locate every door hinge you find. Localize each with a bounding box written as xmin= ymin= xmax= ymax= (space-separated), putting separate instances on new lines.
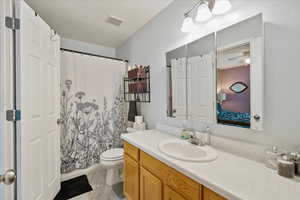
xmin=5 ymin=16 xmax=20 ymax=30
xmin=6 ymin=110 xmax=21 ymax=122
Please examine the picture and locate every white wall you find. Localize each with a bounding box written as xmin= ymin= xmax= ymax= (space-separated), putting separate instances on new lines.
xmin=117 ymin=0 xmax=300 ymax=151
xmin=61 ymin=38 xmax=116 ymax=57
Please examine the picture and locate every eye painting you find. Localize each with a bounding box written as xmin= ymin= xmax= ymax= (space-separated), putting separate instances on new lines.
xmin=229 ymin=82 xmax=248 ymax=93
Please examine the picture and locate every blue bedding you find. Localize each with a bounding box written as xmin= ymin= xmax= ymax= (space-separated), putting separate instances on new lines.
xmin=217 ymin=104 xmax=250 ymax=126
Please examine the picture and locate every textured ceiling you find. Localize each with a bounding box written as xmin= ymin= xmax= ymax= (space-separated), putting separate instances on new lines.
xmin=25 ymin=0 xmax=174 ymax=47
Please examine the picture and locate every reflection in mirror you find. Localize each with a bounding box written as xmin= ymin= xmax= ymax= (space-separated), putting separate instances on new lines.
xmin=217 ymin=42 xmax=251 ymax=128
xmin=187 ymin=33 xmax=215 ymax=122
xmin=166 ymin=45 xmax=187 ymax=119
xmin=216 ymin=14 xmax=264 ymax=130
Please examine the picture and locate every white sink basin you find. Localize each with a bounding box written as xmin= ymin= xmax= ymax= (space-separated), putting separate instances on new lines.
xmin=158 ymin=139 xmax=218 ymax=162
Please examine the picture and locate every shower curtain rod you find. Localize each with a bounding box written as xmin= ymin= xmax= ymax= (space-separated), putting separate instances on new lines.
xmin=61 ymin=48 xmax=129 ymax=63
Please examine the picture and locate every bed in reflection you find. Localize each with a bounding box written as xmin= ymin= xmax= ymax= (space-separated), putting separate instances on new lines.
xmin=217 ymin=103 xmax=250 ymax=128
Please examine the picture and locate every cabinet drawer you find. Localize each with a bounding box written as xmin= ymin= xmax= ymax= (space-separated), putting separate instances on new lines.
xmin=166 ymin=167 xmax=201 ymax=200
xmin=203 ymin=187 xmax=226 ymax=200
xmin=140 ymin=151 xmax=168 ymax=181
xmin=164 ymin=185 xmax=186 ymax=200
xmin=124 ymin=141 xmax=140 ymax=161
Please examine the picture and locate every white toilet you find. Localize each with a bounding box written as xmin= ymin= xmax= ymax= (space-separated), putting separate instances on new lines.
xmin=100 ymin=148 xmax=124 ymax=186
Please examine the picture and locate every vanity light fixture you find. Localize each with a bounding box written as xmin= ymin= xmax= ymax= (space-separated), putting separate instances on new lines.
xmin=181 ymin=0 xmax=232 ymax=33
xmin=196 ymin=2 xmax=212 ymax=22
xmin=212 ymin=0 xmax=232 ymax=15
xmin=181 ymin=14 xmax=197 ymax=33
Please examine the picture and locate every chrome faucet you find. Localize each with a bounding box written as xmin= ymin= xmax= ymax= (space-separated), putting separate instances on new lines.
xmin=188 ymin=131 xmax=205 ymax=146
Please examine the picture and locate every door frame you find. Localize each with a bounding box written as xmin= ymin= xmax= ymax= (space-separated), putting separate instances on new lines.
xmin=0 ymin=0 xmax=15 ymax=199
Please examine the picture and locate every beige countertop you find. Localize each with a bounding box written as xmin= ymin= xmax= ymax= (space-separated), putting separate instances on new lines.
xmin=121 ymin=130 xmax=300 ymax=200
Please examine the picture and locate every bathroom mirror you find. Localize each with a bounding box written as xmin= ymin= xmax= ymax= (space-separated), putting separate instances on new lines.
xmin=166 ymin=45 xmax=188 ymax=119
xmin=186 ymin=33 xmax=215 ymax=122
xmin=216 ymin=14 xmax=264 ymax=130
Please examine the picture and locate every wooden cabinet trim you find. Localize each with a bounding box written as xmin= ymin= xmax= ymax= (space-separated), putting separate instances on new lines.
xmin=140 ymin=166 xmax=163 ymax=200
xmin=124 ymin=141 xmax=140 ymax=161
xmin=164 ymin=185 xmax=187 ymax=200
xmin=166 ymin=166 xmax=200 ymax=200
xmin=124 ymin=154 xmax=139 ymax=200
xmin=203 ymin=187 xmax=226 ymax=200
xmin=140 ymin=151 xmax=168 ymax=182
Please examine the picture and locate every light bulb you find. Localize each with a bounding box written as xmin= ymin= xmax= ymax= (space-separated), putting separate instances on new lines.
xmin=245 ymin=58 xmax=251 ymax=64
xmin=212 ymin=0 xmax=232 ymax=15
xmin=181 ymin=16 xmax=196 ymax=33
xmin=196 ymin=3 xmax=212 ymax=22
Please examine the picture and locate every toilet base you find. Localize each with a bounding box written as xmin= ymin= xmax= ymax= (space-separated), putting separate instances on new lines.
xmin=100 ymin=148 xmax=124 ymax=186
xmin=106 ymin=168 xmax=121 ymax=186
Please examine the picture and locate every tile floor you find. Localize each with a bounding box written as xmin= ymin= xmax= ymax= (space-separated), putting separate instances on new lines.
xmin=68 ymin=164 xmax=124 ymax=200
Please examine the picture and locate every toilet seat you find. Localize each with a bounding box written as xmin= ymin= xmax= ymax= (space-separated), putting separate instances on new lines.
xmin=100 ymin=148 xmax=124 ymax=161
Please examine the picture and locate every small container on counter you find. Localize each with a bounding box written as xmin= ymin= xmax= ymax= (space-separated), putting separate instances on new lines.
xmin=264 ymin=146 xmax=285 ymax=170
xmin=295 ymin=157 xmax=300 ymax=176
xmin=277 ymin=155 xmax=295 ymax=178
xmin=289 ymin=152 xmax=300 ymax=176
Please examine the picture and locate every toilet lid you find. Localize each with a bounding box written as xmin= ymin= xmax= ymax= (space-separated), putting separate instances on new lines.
xmin=101 ymin=148 xmax=124 ymax=161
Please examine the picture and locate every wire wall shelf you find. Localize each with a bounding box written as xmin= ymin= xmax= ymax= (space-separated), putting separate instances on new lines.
xmin=124 ymin=66 xmax=150 ymax=103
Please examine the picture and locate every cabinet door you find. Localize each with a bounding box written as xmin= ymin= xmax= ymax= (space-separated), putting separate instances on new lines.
xmin=124 ymin=155 xmax=139 ymax=200
xmin=203 ymin=187 xmax=226 ymax=200
xmin=164 ymin=186 xmax=186 ymax=200
xmin=140 ymin=167 xmax=163 ymax=200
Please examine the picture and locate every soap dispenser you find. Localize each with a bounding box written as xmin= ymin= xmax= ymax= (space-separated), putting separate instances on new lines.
xmin=180 ymin=120 xmax=192 ymax=140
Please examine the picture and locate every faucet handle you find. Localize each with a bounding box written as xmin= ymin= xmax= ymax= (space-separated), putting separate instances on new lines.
xmin=189 ymin=131 xmax=206 ymax=146
xmin=205 ymin=126 xmax=210 ymax=133
xmin=187 ymin=131 xmax=195 ymax=140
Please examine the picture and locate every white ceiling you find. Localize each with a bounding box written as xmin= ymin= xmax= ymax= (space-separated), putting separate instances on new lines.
xmin=25 ymin=0 xmax=174 ymax=48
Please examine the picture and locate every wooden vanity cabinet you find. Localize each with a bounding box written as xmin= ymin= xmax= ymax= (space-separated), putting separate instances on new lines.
xmin=140 ymin=167 xmax=163 ymax=200
xmin=203 ymin=187 xmax=226 ymax=200
xmin=124 ymin=141 xmax=140 ymax=161
xmin=124 ymin=154 xmax=139 ymax=200
xmin=123 ymin=141 xmax=226 ymax=200
xmin=165 ymin=185 xmax=187 ymax=200
xmin=124 ymin=142 xmax=140 ymax=200
xmin=165 ymin=166 xmax=201 ymax=200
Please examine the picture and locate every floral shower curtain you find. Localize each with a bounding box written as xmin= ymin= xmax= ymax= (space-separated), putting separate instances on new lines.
xmin=60 ymin=51 xmax=127 ymax=173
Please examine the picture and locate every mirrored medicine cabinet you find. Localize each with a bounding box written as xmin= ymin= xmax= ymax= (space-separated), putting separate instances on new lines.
xmin=166 ymin=14 xmax=264 ymax=130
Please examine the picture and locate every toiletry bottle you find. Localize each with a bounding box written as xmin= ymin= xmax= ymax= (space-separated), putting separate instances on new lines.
xmin=203 ymin=126 xmax=211 ymax=145
xmin=180 ymin=120 xmax=192 ymax=140
xmin=180 ymin=129 xmax=190 ymax=140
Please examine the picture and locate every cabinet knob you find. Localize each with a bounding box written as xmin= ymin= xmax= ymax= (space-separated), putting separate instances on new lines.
xmin=253 ymin=114 xmax=261 ymax=121
xmin=172 ymin=109 xmax=176 ymax=113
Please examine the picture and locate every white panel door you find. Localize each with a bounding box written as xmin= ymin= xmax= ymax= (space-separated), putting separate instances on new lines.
xmin=187 ymin=54 xmax=214 ymax=123
xmin=171 ymin=58 xmax=187 ymax=119
xmin=17 ymin=1 xmax=61 ymax=200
